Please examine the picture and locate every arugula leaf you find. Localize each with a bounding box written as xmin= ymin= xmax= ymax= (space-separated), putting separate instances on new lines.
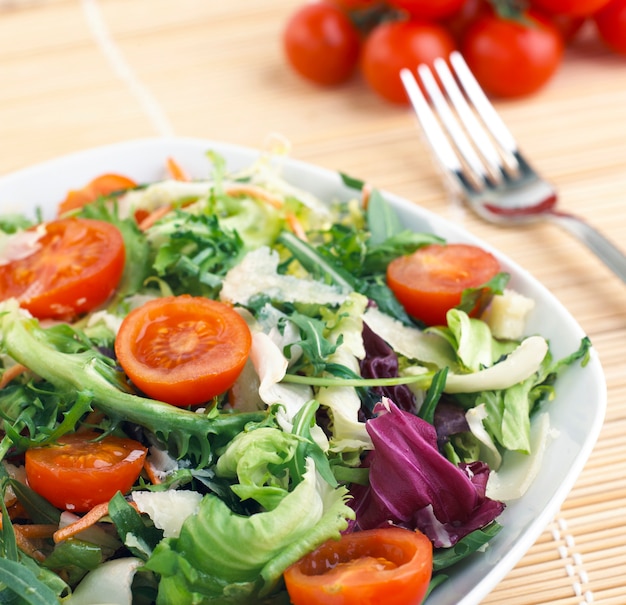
xmin=0 ymin=559 xmax=62 ymax=605
xmin=0 ymin=300 xmax=265 ymax=466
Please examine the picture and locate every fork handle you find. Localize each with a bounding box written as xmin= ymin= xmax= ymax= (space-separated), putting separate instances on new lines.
xmin=547 ymin=211 xmax=626 ymax=283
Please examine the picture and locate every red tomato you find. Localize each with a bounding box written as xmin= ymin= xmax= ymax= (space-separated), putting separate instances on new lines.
xmin=548 ymin=12 xmax=587 ymax=42
xmin=284 ymin=528 xmax=432 ymax=605
xmin=388 ymin=0 xmax=467 ymax=20
xmin=593 ymin=0 xmax=626 ymax=54
xmin=115 ymin=295 xmax=252 ymax=407
xmin=360 ymin=20 xmax=457 ymax=104
xmin=386 ymin=243 xmax=500 ymax=326
xmin=283 ymin=1 xmax=361 ymax=86
xmin=334 ymin=0 xmax=379 ymax=8
xmin=461 ymin=10 xmax=564 ymax=98
xmin=25 ymin=432 xmax=147 ymax=513
xmin=443 ymin=0 xmax=492 ymax=42
xmin=529 ymin=0 xmax=611 ymax=15
xmin=58 ymin=173 xmax=137 ymax=215
xmin=0 ymin=218 xmax=125 ymax=319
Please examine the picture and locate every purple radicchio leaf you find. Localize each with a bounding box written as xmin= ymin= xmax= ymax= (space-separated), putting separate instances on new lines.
xmin=359 ymin=323 xmax=418 ymax=415
xmin=434 ymin=401 xmax=470 ymax=451
xmin=350 ymin=398 xmax=505 ymax=548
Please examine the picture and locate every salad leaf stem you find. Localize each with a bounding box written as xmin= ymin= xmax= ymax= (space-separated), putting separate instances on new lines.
xmin=0 ymin=302 xmax=265 ymax=465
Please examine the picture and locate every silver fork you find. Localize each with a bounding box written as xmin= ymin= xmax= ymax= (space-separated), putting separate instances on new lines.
xmin=400 ymin=51 xmax=626 ymax=284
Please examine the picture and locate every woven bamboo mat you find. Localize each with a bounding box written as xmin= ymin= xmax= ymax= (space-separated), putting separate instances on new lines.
xmin=1 ymin=1 xmax=625 ymax=603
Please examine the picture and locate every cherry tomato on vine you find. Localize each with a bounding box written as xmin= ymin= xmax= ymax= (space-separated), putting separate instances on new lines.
xmin=360 ymin=20 xmax=456 ymax=104
xmin=283 ymin=1 xmax=361 ymax=86
xmin=25 ymin=432 xmax=147 ymax=512
xmin=115 ymin=295 xmax=252 ymax=407
xmin=461 ymin=10 xmax=564 ymax=98
xmin=0 ymin=218 xmax=125 ymax=319
xmin=443 ymin=0 xmax=492 ymax=42
xmin=387 ymin=243 xmax=501 ymax=326
xmin=529 ymin=0 xmax=611 ymax=16
xmin=548 ymin=12 xmax=586 ymax=42
xmin=284 ymin=528 xmax=432 ymax=605
xmin=593 ymin=0 xmax=626 ymax=54
xmin=388 ymin=0 xmax=467 ymax=20
xmin=58 ymin=173 xmax=137 ymax=215
xmin=334 ymin=0 xmax=379 ymax=8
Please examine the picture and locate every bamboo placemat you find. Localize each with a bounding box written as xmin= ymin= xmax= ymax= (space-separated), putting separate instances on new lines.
xmin=1 ymin=1 xmax=625 ymax=603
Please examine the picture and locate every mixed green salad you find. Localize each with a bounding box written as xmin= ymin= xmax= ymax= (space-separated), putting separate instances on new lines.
xmin=0 ymin=148 xmax=590 ymax=604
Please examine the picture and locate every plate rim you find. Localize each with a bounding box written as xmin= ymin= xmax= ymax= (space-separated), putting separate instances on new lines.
xmin=0 ymin=136 xmax=608 ymax=604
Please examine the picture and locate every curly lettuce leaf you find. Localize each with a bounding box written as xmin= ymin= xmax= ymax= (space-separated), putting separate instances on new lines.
xmin=145 ymin=458 xmax=353 ymax=603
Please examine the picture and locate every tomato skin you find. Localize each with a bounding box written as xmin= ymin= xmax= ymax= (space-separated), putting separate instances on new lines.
xmin=388 ymin=0 xmax=467 ymax=20
xmin=386 ymin=243 xmax=500 ymax=326
xmin=25 ymin=432 xmax=147 ymax=513
xmin=529 ymin=0 xmax=611 ymax=16
xmin=443 ymin=0 xmax=492 ymax=42
xmin=360 ymin=20 xmax=457 ymax=104
xmin=0 ymin=218 xmax=125 ymax=319
xmin=284 ymin=528 xmax=432 ymax=605
xmin=593 ymin=0 xmax=626 ymax=54
xmin=58 ymin=173 xmax=137 ymax=215
xmin=283 ymin=1 xmax=361 ymax=86
xmin=115 ymin=295 xmax=252 ymax=407
xmin=461 ymin=10 xmax=564 ymax=98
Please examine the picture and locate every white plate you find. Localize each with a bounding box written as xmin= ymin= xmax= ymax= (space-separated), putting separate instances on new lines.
xmin=0 ymin=137 xmax=607 ymax=605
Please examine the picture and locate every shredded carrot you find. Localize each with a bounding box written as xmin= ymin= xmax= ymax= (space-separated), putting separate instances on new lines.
xmin=53 ymin=500 xmax=140 ymax=543
xmin=143 ymin=459 xmax=163 ymax=485
xmin=0 ymin=363 xmax=28 ymax=389
xmin=15 ymin=524 xmax=57 ymax=539
xmin=166 ymin=157 xmax=191 ymax=182
xmin=361 ymin=182 xmax=372 ymax=210
xmin=10 ymin=525 xmax=46 ymax=561
xmin=224 ymin=184 xmax=284 ymax=209
xmin=138 ymin=204 xmax=174 ymax=231
xmin=286 ymin=213 xmax=307 ymax=241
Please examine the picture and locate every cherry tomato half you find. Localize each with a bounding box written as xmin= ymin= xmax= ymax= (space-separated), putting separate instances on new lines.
xmin=58 ymin=173 xmax=137 ymax=215
xmin=283 ymin=1 xmax=361 ymax=86
xmin=461 ymin=10 xmax=564 ymax=98
xmin=593 ymin=0 xmax=626 ymax=54
xmin=25 ymin=432 xmax=147 ymax=513
xmin=360 ymin=20 xmax=456 ymax=104
xmin=529 ymin=0 xmax=611 ymax=16
xmin=388 ymin=0 xmax=467 ymax=20
xmin=115 ymin=295 xmax=252 ymax=407
xmin=284 ymin=528 xmax=432 ymax=605
xmin=0 ymin=218 xmax=125 ymax=319
xmin=386 ymin=243 xmax=501 ymax=326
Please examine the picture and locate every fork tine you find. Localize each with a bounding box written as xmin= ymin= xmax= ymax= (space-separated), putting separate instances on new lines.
xmin=449 ymin=51 xmax=520 ymax=169
xmin=416 ymin=63 xmax=489 ymax=185
xmin=399 ymin=68 xmax=463 ymax=177
xmin=432 ymin=57 xmax=504 ymax=182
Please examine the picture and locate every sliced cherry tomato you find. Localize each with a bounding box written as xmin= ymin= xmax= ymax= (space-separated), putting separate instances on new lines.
xmin=386 ymin=243 xmax=500 ymax=326
xmin=58 ymin=173 xmax=137 ymax=215
xmin=593 ymin=0 xmax=626 ymax=54
xmin=388 ymin=0 xmax=466 ymax=20
xmin=0 ymin=218 xmax=125 ymax=319
xmin=115 ymin=295 xmax=252 ymax=407
xmin=284 ymin=528 xmax=432 ymax=605
xmin=283 ymin=1 xmax=361 ymax=86
xmin=25 ymin=432 xmax=147 ymax=513
xmin=529 ymin=0 xmax=611 ymax=15
xmin=461 ymin=10 xmax=564 ymax=98
xmin=360 ymin=20 xmax=457 ymax=104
